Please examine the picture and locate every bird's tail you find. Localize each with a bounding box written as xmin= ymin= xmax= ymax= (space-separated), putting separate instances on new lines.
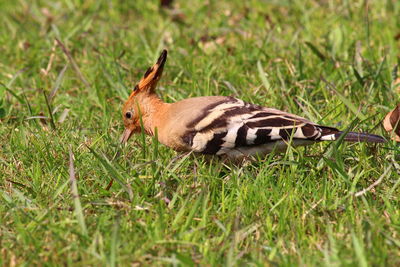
xmin=320 ymin=131 xmax=386 ymax=143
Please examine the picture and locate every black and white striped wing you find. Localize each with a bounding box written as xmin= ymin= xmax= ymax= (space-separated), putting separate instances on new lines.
xmin=183 ymin=97 xmax=339 ymax=155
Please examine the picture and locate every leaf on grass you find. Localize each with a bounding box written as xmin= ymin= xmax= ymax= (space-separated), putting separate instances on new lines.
xmin=69 ymin=147 xmax=88 ymax=235
xmin=198 ymin=34 xmax=225 ymax=54
xmin=383 ymin=103 xmax=400 ymax=142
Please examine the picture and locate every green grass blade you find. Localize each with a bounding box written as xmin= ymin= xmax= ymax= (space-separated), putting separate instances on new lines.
xmin=257 ymin=60 xmax=271 ymax=91
xmin=352 ymin=232 xmax=368 ymax=267
xmin=305 ymin=41 xmax=326 ymax=61
xmin=109 ymin=216 xmax=120 ymax=267
xmin=87 ymin=146 xmax=133 ymax=201
xmin=69 ymin=147 xmax=88 ymax=236
xmin=42 ymin=90 xmax=57 ymax=130
xmin=333 ymin=89 xmax=367 ymax=120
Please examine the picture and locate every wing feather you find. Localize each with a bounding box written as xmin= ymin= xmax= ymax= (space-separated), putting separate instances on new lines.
xmin=183 ymin=97 xmax=339 ymax=154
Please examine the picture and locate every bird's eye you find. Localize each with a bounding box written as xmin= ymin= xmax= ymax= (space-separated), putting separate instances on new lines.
xmin=125 ymin=111 xmax=132 ymax=119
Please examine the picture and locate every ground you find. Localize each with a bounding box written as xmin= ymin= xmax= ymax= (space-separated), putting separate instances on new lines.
xmin=1 ymin=0 xmax=399 ymax=266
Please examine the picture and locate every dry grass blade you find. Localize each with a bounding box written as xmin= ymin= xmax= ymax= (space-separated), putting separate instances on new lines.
xmin=69 ymin=147 xmax=88 ymax=235
xmin=48 ymin=64 xmax=68 ymax=102
xmin=55 ymin=38 xmax=91 ymax=88
xmin=302 ymin=198 xmax=324 ymax=220
xmin=354 ymin=166 xmax=392 ymax=197
xmin=40 ymin=40 xmax=57 ymax=76
xmin=57 ymin=108 xmax=70 ymax=123
xmin=25 ymin=116 xmax=48 ymax=120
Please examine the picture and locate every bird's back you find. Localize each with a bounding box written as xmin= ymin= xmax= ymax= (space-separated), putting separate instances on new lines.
xmin=157 ymin=96 xmax=342 ymax=157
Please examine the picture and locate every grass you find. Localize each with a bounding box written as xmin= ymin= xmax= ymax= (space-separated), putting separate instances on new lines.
xmin=1 ymin=0 xmax=399 ymax=265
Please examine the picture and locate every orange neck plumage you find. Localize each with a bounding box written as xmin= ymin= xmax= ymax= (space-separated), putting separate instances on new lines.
xmin=134 ymin=92 xmax=170 ymax=135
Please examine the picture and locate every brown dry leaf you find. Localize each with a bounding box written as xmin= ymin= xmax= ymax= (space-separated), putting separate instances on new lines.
xmin=18 ymin=41 xmax=30 ymax=50
xmin=198 ymin=33 xmax=227 ymax=54
xmin=168 ymin=9 xmax=186 ymax=23
xmin=383 ymin=104 xmax=400 ymax=142
xmin=160 ymin=0 xmax=173 ymax=8
xmin=41 ymin=7 xmax=54 ymax=24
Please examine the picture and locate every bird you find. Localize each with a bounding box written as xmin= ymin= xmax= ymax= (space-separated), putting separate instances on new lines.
xmin=383 ymin=103 xmax=400 ymax=142
xmin=121 ymin=50 xmax=386 ymax=159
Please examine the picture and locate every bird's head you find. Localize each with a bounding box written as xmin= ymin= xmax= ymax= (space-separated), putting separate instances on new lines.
xmin=120 ymin=49 xmax=167 ymax=143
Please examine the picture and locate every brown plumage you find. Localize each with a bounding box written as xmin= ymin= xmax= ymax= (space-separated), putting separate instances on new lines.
xmin=121 ymin=50 xmax=386 ymax=158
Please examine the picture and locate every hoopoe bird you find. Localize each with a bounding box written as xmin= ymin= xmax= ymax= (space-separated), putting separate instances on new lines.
xmin=121 ymin=50 xmax=386 ymax=158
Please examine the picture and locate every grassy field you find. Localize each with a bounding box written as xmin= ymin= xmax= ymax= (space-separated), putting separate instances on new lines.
xmin=1 ymin=0 xmax=400 ymax=265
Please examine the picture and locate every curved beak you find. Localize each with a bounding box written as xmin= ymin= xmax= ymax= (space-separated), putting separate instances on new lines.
xmin=120 ymin=127 xmax=134 ymax=144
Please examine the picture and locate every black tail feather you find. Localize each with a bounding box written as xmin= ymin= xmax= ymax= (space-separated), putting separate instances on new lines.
xmin=335 ymin=131 xmax=386 ymax=143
